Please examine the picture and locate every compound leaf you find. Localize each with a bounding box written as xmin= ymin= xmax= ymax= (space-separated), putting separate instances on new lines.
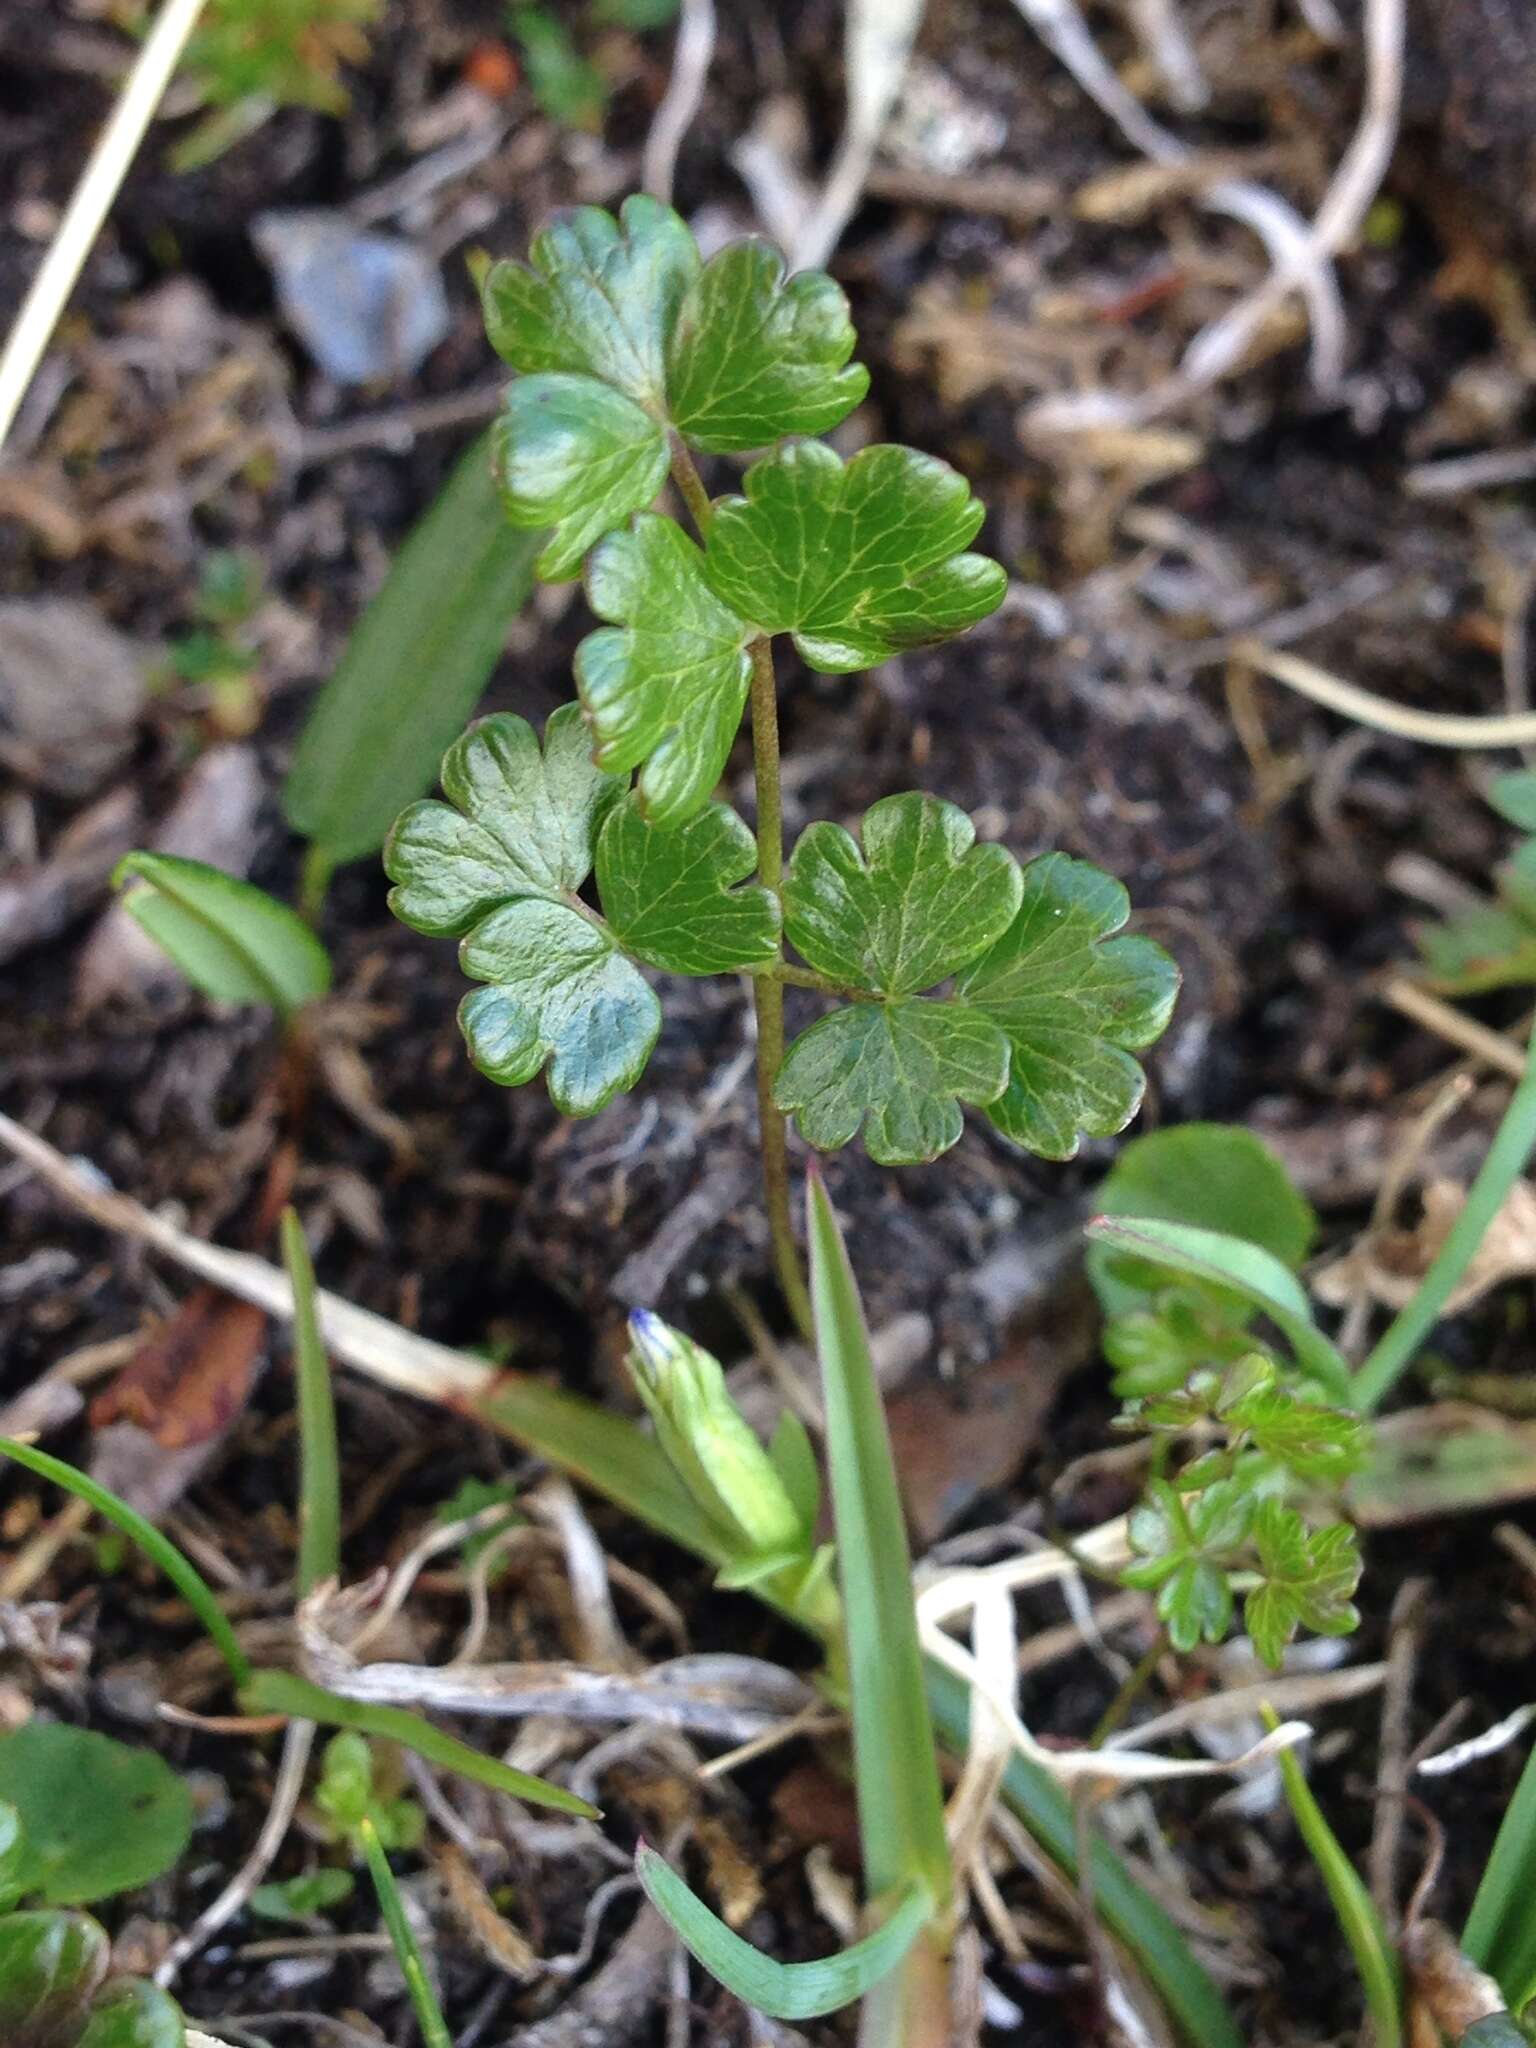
xmin=481 ymin=195 xmax=700 ymax=405
xmin=459 ymin=901 xmax=659 ymax=1116
xmin=112 ymin=853 xmax=331 ymax=1018
xmin=1121 ymin=1476 xmax=1252 ymax=1652
xmin=955 ymin=852 xmax=1178 ymax=1160
xmin=493 ymin=373 xmax=668 ymax=581
xmin=785 ymin=794 xmax=1022 ymax=995
xmin=597 ymin=795 xmax=779 ymax=974
xmin=775 ymin=999 xmax=1009 ymax=1165
xmin=0 ymin=1724 xmax=193 ymax=1907
xmin=666 ymin=239 xmax=868 ymax=452
xmin=703 ymin=441 xmax=1006 ymax=671
xmin=385 ymin=706 xmax=622 ymax=936
xmin=576 ymin=514 xmax=752 ymax=827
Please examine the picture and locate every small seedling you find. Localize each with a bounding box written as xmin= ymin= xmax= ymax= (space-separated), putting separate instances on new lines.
xmin=1415 ymin=771 xmax=1536 ymax=994
xmin=0 ymin=1725 xmax=191 ymax=2047
xmin=249 ymin=1866 xmax=355 ymax=1924
xmin=112 ymin=853 xmax=332 ymax=1021
xmin=161 ymin=550 xmax=264 ymax=738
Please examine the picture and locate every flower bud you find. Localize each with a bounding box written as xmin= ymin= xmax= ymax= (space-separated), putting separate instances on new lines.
xmin=626 ymin=1310 xmax=806 ymax=1563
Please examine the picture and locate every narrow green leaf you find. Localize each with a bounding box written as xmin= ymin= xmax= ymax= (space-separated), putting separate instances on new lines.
xmin=1356 ymin=1018 xmax=1536 ymax=1411
xmin=75 ymin=1978 xmax=186 ymax=2048
xmin=283 ymin=1209 xmax=340 ymax=1599
xmin=703 ymin=440 xmax=1006 ymax=670
xmin=113 ymin=854 xmax=331 ymax=1018
xmin=459 ymin=1375 xmax=1243 ymax=2047
xmin=1267 ymin=1706 xmax=1401 ymax=2047
xmin=576 ymin=514 xmax=752 ymax=827
xmin=1083 ymin=1218 xmax=1353 ymax=1403
xmin=0 ymin=1910 xmax=108 ymax=2040
xmin=0 ymin=1725 xmax=192 ymax=1907
xmin=458 ymin=900 xmax=660 ymax=1113
xmin=282 ymin=431 xmax=541 ymax=867
xmin=776 ymin=997 xmax=1009 ymax=1165
xmin=807 ymin=1172 xmax=951 ymax=1907
xmin=240 ymin=1671 xmax=599 ymax=1818
xmin=1088 ymin=1121 xmax=1315 ymax=1318
xmin=597 ymin=796 xmax=780 ymax=974
xmin=638 ymin=1848 xmax=930 ymax=2019
xmin=385 ymin=706 xmax=622 ymax=938
xmin=0 ymin=1800 xmax=24 ymax=1913
xmin=666 ymin=238 xmax=868 ymax=451
xmin=1465 ymin=1730 xmax=1536 ymax=1998
xmin=0 ymin=1439 xmax=252 ymax=1686
xmin=493 ymin=373 xmax=668 ymax=581
xmin=357 ymin=1816 xmax=451 ymax=2048
xmin=955 ymin=852 xmax=1179 ymax=1161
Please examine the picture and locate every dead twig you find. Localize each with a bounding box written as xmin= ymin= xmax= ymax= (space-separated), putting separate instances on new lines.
xmin=642 ymin=0 xmax=716 ymax=205
xmin=1369 ymin=1579 xmax=1429 ymax=1929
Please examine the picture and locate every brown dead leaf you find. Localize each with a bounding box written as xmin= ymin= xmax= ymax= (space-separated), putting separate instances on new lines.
xmin=91 ymin=1289 xmax=268 ymax=1450
xmin=1314 ymin=1176 xmax=1536 ymax=1314
xmin=887 ymin=1282 xmax=1096 ymax=1545
xmin=770 ymin=1761 xmax=861 ymax=1872
xmin=693 ymin=1815 xmax=764 ymax=1932
xmin=434 ymin=1840 xmax=538 ymax=1980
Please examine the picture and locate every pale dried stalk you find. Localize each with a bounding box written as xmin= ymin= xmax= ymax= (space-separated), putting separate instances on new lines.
xmin=792 ymin=0 xmax=924 ymax=271
xmin=642 ymin=0 xmax=716 ymax=204
xmin=0 ymin=0 xmax=210 ymax=449
xmin=1236 ymin=641 xmax=1536 ymax=752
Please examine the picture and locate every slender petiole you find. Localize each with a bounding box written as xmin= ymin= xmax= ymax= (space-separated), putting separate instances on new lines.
xmin=358 ymin=1815 xmax=452 ymax=2048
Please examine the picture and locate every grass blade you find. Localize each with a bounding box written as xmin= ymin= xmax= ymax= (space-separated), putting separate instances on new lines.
xmin=1355 ymin=1020 xmax=1536 ymax=1410
xmin=1266 ymin=1706 xmax=1400 ymax=2046
xmin=282 ymin=1209 xmax=340 ymax=1597
xmin=1464 ymin=1733 xmax=1536 ymax=1998
xmin=282 ymin=431 xmax=542 ymax=872
xmin=806 ymin=1169 xmax=950 ymax=1909
xmin=240 ymin=1671 xmax=598 ymax=1819
xmin=0 ymin=1437 xmax=251 ymax=1686
xmin=358 ymin=1815 xmax=451 ymax=2048
xmin=638 ymin=1848 xmax=929 ymax=2019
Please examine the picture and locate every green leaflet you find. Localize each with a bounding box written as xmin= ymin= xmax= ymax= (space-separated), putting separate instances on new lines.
xmin=459 ymin=901 xmax=660 ymax=1115
xmin=1088 ymin=1121 xmax=1315 ymax=1320
xmin=482 ymin=195 xmax=700 ymax=403
xmin=776 ymin=999 xmax=1010 ymax=1165
xmin=597 ymin=795 xmax=779 ymax=974
xmin=638 ymin=1851 xmax=931 ymax=2020
xmin=385 ymin=704 xmax=621 ymax=935
xmin=703 ymin=440 xmax=1006 ymax=670
xmin=0 ymin=1725 xmax=192 ymax=1909
xmin=666 ymin=239 xmax=869 ymax=452
xmin=282 ymin=429 xmax=541 ymax=869
xmin=0 ymin=1911 xmax=108 ymax=2042
xmin=112 ymin=853 xmax=331 ymax=1019
xmin=1243 ymin=1501 xmax=1361 ymax=1671
xmin=1121 ymin=1476 xmax=1251 ymax=1652
xmin=482 ymin=197 xmax=865 ymax=452
xmin=388 ymin=709 xmax=775 ymax=1113
xmin=577 ymin=515 xmax=753 ymax=827
xmin=493 ymin=373 xmax=669 ymax=582
xmin=954 ymin=852 xmax=1179 ymax=1160
xmin=775 ymin=793 xmax=1020 ymax=1163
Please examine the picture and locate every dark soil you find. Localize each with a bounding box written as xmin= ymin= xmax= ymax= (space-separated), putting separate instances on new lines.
xmin=5 ymin=1 xmax=1536 ymax=2042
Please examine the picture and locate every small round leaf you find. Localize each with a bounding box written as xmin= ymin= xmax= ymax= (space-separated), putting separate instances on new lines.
xmin=0 ymin=1726 xmax=193 ymax=1907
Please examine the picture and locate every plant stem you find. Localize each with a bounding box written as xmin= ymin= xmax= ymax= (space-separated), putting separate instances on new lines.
xmin=1354 ymin=1018 xmax=1536 ymax=1411
xmin=749 ymin=634 xmax=813 ymax=1339
xmin=755 ymin=961 xmax=868 ymax=999
xmin=669 ymin=434 xmax=714 ymax=540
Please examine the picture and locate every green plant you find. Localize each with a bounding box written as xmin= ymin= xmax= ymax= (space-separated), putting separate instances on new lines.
xmin=148 ymin=0 xmax=383 ymax=169
xmin=1415 ymin=771 xmax=1536 ymax=994
xmin=112 ymin=853 xmax=332 ymax=1020
xmin=377 ymin=193 xmax=1182 ymax=2039
xmin=0 ymin=1725 xmax=191 ymax=2048
xmin=160 ymin=550 xmax=264 ymax=736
